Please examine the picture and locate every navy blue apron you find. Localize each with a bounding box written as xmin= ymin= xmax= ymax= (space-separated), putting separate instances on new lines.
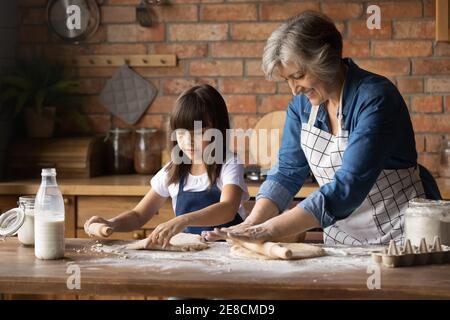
xmin=175 ymin=175 xmax=243 ymax=234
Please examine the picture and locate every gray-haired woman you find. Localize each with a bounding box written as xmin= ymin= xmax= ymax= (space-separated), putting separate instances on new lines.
xmin=204 ymin=11 xmax=441 ymax=246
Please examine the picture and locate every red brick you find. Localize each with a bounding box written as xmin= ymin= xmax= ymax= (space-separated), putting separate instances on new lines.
xmin=259 ymin=95 xmax=292 ymax=113
xmin=230 ymin=114 xmax=260 ymax=130
xmin=415 ymin=134 xmax=425 ymax=153
xmin=201 ymin=4 xmax=257 ymax=21
xmin=347 ymin=20 xmax=392 ymax=39
xmin=231 ymin=23 xmax=279 ymax=41
xmin=147 ymin=96 xmax=178 ymax=114
xmin=101 ymin=6 xmax=135 ymax=23
xmin=260 ymin=2 xmax=320 ymax=21
xmin=86 ymin=115 xmax=111 ymax=134
xmin=417 ymin=153 xmax=440 ymax=174
xmin=355 ymin=59 xmax=410 ymax=77
xmin=377 ymin=1 xmax=422 ymax=18
xmin=107 ymin=0 xmax=142 ymax=4
xmin=411 ymin=114 xmax=450 ymax=133
xmin=152 ymin=43 xmax=208 ymax=58
xmin=321 ymin=2 xmax=363 ymax=20
xmin=396 ymin=77 xmax=424 ymax=94
xmin=90 ymin=44 xmax=147 ymax=55
xmin=435 ymin=43 xmax=450 ymax=56
xmin=112 ymin=114 xmax=166 ymax=130
xmin=424 ymin=0 xmax=436 ymax=17
xmin=78 ymin=67 xmax=116 ymax=78
xmin=169 ymin=24 xmax=228 ymax=41
xmin=413 ymin=59 xmax=450 ymax=75
xmin=20 ymin=7 xmax=45 ymax=24
xmin=210 ymin=42 xmax=265 ymax=58
xmin=169 ymin=0 xmax=223 ymax=3
xmin=85 ymin=25 xmax=107 ymax=44
xmin=343 ymin=40 xmax=370 ymax=58
xmin=246 ymin=60 xmax=264 ymax=77
xmin=425 ymin=78 xmax=450 ymax=93
xmin=394 ymin=20 xmax=435 ymax=39
xmin=189 ymin=60 xmax=243 ymax=77
xmin=411 ymin=95 xmax=443 ymax=113
xmin=372 ymin=41 xmax=432 ymax=58
xmin=18 ymin=0 xmax=47 ymax=6
xmin=40 ymin=44 xmax=88 ymax=57
xmin=78 ymin=79 xmax=106 ymax=95
xmin=107 ymin=24 xmax=165 ymax=42
xmin=19 ymin=25 xmax=48 ymax=43
xmin=221 ymin=78 xmax=276 ymax=94
xmin=80 ymin=95 xmax=108 ymax=114
xmin=426 ymin=134 xmax=445 ymax=152
xmin=277 ymin=82 xmax=292 ymax=94
xmin=153 ymin=5 xmax=198 ymax=22
xmin=224 ymin=95 xmax=257 ymax=113
xmin=162 ymin=79 xmax=218 ymax=95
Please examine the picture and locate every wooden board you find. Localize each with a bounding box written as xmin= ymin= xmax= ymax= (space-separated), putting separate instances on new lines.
xmin=249 ymin=111 xmax=286 ymax=170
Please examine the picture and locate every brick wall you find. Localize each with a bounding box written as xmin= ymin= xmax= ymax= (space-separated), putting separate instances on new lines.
xmin=17 ymin=0 xmax=450 ymax=174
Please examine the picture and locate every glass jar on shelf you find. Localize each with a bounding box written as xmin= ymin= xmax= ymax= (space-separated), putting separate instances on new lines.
xmin=438 ymin=139 xmax=450 ymax=178
xmin=134 ymin=128 xmax=161 ymax=175
xmin=105 ymin=128 xmax=135 ymax=174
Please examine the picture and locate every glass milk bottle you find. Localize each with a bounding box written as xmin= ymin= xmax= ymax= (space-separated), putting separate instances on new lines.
xmin=34 ymin=168 xmax=65 ymax=260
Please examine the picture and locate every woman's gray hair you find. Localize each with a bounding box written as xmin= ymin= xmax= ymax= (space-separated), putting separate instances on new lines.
xmin=262 ymin=11 xmax=343 ymax=82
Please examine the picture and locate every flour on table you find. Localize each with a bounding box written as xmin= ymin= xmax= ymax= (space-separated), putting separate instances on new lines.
xmin=125 ymin=232 xmax=208 ymax=252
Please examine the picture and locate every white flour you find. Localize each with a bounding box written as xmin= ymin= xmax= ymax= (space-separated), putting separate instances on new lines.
xmin=70 ymin=241 xmax=383 ymax=279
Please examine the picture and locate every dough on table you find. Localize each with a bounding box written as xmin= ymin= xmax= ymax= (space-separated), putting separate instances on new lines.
xmin=230 ymin=242 xmax=325 ymax=260
xmin=125 ymin=232 xmax=209 ymax=252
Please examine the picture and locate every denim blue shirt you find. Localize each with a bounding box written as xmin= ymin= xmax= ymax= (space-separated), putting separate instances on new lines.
xmin=256 ymin=58 xmax=441 ymax=228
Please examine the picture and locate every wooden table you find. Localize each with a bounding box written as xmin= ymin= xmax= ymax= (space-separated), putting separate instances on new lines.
xmin=1 ymin=238 xmax=449 ymax=299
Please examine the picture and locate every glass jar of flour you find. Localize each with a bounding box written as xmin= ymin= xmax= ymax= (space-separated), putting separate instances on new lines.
xmin=404 ymin=198 xmax=450 ymax=246
xmin=17 ymin=196 xmax=35 ymax=246
xmin=34 ymin=168 xmax=65 ymax=260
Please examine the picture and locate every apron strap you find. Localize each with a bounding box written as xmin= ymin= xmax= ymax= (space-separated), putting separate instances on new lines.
xmin=307 ymin=105 xmax=320 ymax=126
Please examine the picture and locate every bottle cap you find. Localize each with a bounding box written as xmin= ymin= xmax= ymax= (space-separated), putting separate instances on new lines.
xmin=41 ymin=168 xmax=57 ymax=176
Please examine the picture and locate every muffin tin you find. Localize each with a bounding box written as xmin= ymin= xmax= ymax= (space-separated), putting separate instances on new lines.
xmin=371 ymin=236 xmax=450 ymax=268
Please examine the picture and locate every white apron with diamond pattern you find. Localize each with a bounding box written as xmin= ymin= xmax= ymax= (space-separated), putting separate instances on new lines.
xmin=300 ymin=88 xmax=425 ymax=245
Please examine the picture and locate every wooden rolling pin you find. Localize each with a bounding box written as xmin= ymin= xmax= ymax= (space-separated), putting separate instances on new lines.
xmin=233 ymin=239 xmax=293 ymax=259
xmin=88 ymin=223 xmax=113 ymax=238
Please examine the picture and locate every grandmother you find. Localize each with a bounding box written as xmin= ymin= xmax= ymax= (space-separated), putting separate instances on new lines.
xmin=205 ymin=11 xmax=441 ymax=246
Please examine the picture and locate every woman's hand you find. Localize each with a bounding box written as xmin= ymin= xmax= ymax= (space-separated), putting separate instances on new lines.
xmin=149 ymin=216 xmax=188 ymax=248
xmin=226 ymin=222 xmax=278 ymax=243
xmin=201 ymin=220 xmax=255 ymax=241
xmin=83 ymin=216 xmax=115 ymax=238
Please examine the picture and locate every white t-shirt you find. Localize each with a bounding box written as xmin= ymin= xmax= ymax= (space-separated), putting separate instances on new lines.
xmin=150 ymin=157 xmax=250 ymax=219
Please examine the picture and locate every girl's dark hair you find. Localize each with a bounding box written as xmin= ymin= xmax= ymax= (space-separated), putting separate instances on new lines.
xmin=166 ymin=84 xmax=231 ymax=187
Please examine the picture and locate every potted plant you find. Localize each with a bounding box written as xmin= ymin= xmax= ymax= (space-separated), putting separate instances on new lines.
xmin=0 ymin=57 xmax=87 ymax=138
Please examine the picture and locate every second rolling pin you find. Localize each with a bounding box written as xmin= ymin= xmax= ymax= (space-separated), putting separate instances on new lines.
xmin=233 ymin=239 xmax=293 ymax=259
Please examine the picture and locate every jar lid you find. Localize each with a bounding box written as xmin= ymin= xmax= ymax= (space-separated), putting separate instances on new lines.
xmin=136 ymin=128 xmax=157 ymax=133
xmin=407 ymin=198 xmax=450 ymax=220
xmin=109 ymin=128 xmax=133 ymax=134
xmin=0 ymin=208 xmax=25 ymax=237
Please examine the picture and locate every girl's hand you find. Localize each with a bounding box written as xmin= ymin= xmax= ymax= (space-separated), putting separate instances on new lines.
xmin=84 ymin=216 xmax=115 ymax=238
xmin=150 ymin=216 xmax=188 ymax=248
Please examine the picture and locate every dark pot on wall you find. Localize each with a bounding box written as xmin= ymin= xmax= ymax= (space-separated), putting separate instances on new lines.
xmin=0 ymin=107 xmax=14 ymax=180
xmin=23 ymin=107 xmax=56 ymax=138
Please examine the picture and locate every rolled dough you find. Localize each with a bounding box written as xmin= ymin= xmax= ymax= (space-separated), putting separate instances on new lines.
xmin=125 ymin=232 xmax=209 ymax=252
xmin=230 ymin=242 xmax=325 ymax=260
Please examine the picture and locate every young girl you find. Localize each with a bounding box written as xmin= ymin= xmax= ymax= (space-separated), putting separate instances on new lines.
xmin=84 ymin=84 xmax=249 ymax=248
